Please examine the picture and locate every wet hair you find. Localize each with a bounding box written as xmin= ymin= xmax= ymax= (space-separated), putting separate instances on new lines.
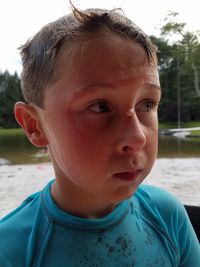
xmin=20 ymin=4 xmax=158 ymax=107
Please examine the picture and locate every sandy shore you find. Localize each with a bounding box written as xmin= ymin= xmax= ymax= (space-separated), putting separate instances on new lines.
xmin=0 ymin=158 xmax=200 ymax=218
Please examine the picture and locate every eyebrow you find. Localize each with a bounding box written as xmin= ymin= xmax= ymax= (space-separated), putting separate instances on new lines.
xmin=145 ymin=83 xmax=161 ymax=91
xmin=70 ymin=81 xmax=161 ymax=102
xmin=69 ymin=82 xmax=115 ymax=101
xmin=77 ymin=82 xmax=114 ymax=91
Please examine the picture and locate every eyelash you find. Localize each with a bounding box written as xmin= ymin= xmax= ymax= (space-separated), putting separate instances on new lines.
xmin=88 ymin=101 xmax=110 ymax=114
xmin=136 ymin=99 xmax=159 ymax=112
xmin=87 ymin=99 xmax=159 ymax=114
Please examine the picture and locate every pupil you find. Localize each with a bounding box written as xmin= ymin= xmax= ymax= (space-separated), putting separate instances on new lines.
xmin=146 ymin=103 xmax=151 ymax=110
xmin=99 ymin=103 xmax=107 ymax=112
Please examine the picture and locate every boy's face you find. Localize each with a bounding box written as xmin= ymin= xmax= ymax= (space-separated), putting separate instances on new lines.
xmin=33 ymin=34 xmax=161 ymax=214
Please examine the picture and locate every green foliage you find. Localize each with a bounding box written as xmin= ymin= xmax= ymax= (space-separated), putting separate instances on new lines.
xmin=153 ymin=12 xmax=200 ymax=123
xmin=0 ymin=71 xmax=24 ymax=128
xmin=0 ymin=128 xmax=23 ymax=136
xmin=160 ymin=11 xmax=186 ymax=38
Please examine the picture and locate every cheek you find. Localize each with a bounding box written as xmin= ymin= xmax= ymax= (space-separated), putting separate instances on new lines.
xmin=147 ymin=128 xmax=158 ymax=156
xmin=72 ymin=111 xmax=112 ymax=137
xmin=62 ymin=115 xmax=111 ymax=164
xmin=68 ymin=111 xmax=114 ymax=146
xmin=143 ymin=115 xmax=158 ymax=155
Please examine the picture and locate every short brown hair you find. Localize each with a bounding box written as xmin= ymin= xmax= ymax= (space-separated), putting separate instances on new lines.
xmin=20 ymin=5 xmax=158 ymax=107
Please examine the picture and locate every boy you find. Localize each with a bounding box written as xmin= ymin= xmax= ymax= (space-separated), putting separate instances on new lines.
xmin=0 ymin=5 xmax=199 ymax=267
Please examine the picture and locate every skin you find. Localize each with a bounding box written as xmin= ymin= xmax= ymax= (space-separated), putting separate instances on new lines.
xmin=15 ymin=34 xmax=161 ymax=219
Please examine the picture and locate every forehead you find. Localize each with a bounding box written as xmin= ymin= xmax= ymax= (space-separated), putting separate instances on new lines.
xmin=45 ymin=34 xmax=159 ymax=102
xmin=60 ymin=34 xmax=150 ymax=78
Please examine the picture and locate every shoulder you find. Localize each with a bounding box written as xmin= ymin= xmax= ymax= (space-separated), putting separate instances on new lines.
xmin=134 ymin=184 xmax=190 ymax=233
xmin=134 ymin=185 xmax=200 ymax=266
xmin=0 ymin=191 xmax=42 ymax=264
xmin=0 ymin=190 xmax=41 ymax=234
xmin=0 ymin=191 xmax=41 ymax=225
xmin=0 ymin=179 xmax=54 ymax=225
xmin=136 ymin=184 xmax=186 ymax=215
xmin=0 ymin=180 xmax=54 ymax=266
xmin=137 ymin=184 xmax=178 ymax=203
xmin=134 ymin=184 xmax=196 ymax=242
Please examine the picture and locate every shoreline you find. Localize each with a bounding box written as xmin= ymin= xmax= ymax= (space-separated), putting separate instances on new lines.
xmin=0 ymin=158 xmax=200 ymax=218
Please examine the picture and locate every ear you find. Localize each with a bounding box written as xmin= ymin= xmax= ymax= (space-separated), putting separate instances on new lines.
xmin=14 ymin=102 xmax=48 ymax=147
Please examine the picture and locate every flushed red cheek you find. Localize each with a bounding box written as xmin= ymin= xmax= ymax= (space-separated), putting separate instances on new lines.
xmin=63 ymin=117 xmax=109 ymax=162
xmin=68 ymin=111 xmax=112 ymax=142
xmin=66 ymin=140 xmax=109 ymax=176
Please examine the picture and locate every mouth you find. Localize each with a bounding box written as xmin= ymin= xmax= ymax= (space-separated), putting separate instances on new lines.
xmin=113 ymin=170 xmax=141 ymax=182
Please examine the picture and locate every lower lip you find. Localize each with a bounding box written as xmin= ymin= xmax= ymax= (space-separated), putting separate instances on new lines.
xmin=113 ymin=171 xmax=140 ymax=182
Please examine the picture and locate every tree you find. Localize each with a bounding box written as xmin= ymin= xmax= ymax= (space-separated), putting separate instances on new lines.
xmin=154 ymin=11 xmax=200 ymax=123
xmin=0 ymin=70 xmax=24 ymax=128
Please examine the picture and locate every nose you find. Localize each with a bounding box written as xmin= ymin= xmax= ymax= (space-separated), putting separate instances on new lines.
xmin=116 ymin=112 xmax=146 ymax=155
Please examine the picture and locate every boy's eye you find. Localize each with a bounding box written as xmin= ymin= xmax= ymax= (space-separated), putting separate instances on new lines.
xmin=88 ymin=102 xmax=110 ymax=113
xmin=137 ymin=100 xmax=159 ymax=112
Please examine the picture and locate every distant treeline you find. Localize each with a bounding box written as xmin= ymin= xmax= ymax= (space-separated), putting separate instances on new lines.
xmin=0 ymin=71 xmax=23 ymax=128
xmin=0 ymin=12 xmax=200 ymax=128
xmin=152 ymin=11 xmax=200 ymax=123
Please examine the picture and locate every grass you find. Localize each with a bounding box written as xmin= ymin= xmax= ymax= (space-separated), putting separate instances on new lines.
xmin=159 ymin=121 xmax=200 ymax=128
xmin=159 ymin=123 xmax=177 ymax=129
xmin=0 ymin=128 xmax=24 ymax=136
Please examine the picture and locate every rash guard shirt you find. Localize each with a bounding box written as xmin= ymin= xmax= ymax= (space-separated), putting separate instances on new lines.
xmin=0 ymin=181 xmax=199 ymax=267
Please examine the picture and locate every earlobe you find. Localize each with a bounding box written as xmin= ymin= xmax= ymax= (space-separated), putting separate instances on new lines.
xmin=14 ymin=102 xmax=48 ymax=147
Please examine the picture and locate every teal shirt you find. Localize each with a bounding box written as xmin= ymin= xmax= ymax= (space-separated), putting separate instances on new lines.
xmin=0 ymin=181 xmax=199 ymax=267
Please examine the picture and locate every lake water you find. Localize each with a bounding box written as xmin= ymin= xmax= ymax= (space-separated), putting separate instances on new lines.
xmin=0 ymin=133 xmax=200 ymax=164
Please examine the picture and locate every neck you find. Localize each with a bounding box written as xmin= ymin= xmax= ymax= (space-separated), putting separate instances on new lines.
xmin=51 ymin=179 xmax=116 ymax=219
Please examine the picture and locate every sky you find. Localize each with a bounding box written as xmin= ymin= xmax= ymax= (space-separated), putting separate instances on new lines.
xmin=1 ymin=0 xmax=200 ymax=74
